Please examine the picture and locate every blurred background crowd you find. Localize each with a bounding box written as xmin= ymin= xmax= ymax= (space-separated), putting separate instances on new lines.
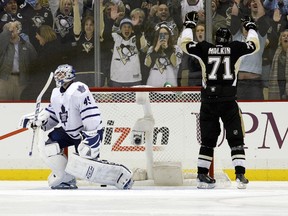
xmin=0 ymin=0 xmax=287 ymax=100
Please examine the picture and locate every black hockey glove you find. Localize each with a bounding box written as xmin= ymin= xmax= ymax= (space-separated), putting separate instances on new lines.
xmin=183 ymin=11 xmax=198 ymax=29
xmin=243 ymin=21 xmax=257 ymax=31
xmin=241 ymin=16 xmax=257 ymax=31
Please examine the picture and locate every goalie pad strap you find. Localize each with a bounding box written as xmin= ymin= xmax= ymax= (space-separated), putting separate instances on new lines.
xmin=44 ymin=141 xmax=61 ymax=157
xmin=65 ymin=153 xmax=132 ymax=189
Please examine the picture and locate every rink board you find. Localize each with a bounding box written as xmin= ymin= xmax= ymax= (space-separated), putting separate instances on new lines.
xmin=0 ymin=101 xmax=288 ymax=180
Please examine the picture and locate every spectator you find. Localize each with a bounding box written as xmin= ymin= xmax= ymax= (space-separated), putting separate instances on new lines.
xmin=217 ymin=0 xmax=233 ymax=25
xmin=262 ymin=8 xmax=281 ymax=99
xmin=48 ymin=0 xmax=83 ymax=18
xmin=21 ymin=24 xmax=65 ymax=100
xmin=82 ymin=0 xmax=93 ymax=16
xmin=122 ymin=0 xmax=153 ymax=18
xmin=197 ymin=0 xmax=227 ymax=40
xmin=145 ymin=2 xmax=179 ymax=45
xmin=212 ymin=0 xmax=228 ymax=34
xmin=263 ymin=0 xmax=288 ymax=16
xmin=130 ymin=7 xmax=150 ymax=84
xmin=187 ymin=23 xmax=205 ymax=86
xmin=158 ymin=0 xmax=183 ymax=32
xmin=53 ymin=0 xmax=79 ymax=65
xmin=53 ymin=0 xmax=75 ymax=44
xmin=145 ymin=22 xmax=182 ymax=87
xmin=180 ymin=0 xmax=204 ymax=23
xmin=110 ymin=18 xmax=142 ymax=87
xmin=21 ymin=0 xmax=54 ymax=51
xmin=100 ymin=0 xmax=125 ymax=86
xmin=231 ymin=0 xmax=270 ymax=100
xmin=0 ymin=0 xmax=29 ymax=41
xmin=0 ymin=21 xmax=37 ymax=100
xmin=268 ymin=29 xmax=288 ymax=100
xmin=73 ymin=0 xmax=95 ymax=86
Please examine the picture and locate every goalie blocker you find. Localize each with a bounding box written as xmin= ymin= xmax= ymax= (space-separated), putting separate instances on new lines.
xmin=65 ymin=153 xmax=133 ymax=189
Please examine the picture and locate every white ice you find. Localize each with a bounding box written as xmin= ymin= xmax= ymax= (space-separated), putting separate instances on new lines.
xmin=0 ymin=181 xmax=288 ymax=216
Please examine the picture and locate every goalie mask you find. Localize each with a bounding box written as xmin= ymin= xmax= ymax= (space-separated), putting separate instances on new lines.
xmin=215 ymin=27 xmax=232 ymax=46
xmin=54 ymin=64 xmax=76 ymax=87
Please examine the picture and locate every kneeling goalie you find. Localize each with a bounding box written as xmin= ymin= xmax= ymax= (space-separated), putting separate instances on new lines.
xmin=20 ymin=64 xmax=133 ymax=190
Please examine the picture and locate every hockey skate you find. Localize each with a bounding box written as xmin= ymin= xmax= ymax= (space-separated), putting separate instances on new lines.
xmin=51 ymin=178 xmax=78 ymax=190
xmin=236 ymin=174 xmax=249 ymax=189
xmin=197 ymin=174 xmax=216 ymax=189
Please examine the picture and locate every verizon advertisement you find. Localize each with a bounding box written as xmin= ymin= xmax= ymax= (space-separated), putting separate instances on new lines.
xmin=0 ymin=101 xmax=287 ymax=179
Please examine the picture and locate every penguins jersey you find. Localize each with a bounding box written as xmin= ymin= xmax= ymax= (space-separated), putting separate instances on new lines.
xmin=180 ymin=28 xmax=259 ymax=101
xmin=185 ymin=40 xmax=257 ymax=88
xmin=45 ymin=82 xmax=102 ymax=140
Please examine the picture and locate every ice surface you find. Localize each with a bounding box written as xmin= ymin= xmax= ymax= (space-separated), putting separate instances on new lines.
xmin=0 ymin=181 xmax=287 ymax=216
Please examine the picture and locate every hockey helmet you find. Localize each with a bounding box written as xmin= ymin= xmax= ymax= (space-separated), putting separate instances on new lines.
xmin=215 ymin=27 xmax=231 ymax=45
xmin=54 ymin=64 xmax=76 ymax=87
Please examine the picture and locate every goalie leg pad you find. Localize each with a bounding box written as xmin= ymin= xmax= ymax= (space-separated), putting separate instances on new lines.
xmin=39 ymin=139 xmax=75 ymax=187
xmin=65 ymin=153 xmax=133 ymax=189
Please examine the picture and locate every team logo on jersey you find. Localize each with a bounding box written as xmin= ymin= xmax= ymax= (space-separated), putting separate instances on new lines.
xmin=116 ymin=44 xmax=137 ymax=65
xmin=77 ymin=85 xmax=86 ymax=93
xmin=54 ymin=14 xmax=73 ymax=37
xmin=59 ymin=105 xmax=68 ymax=125
xmin=32 ymin=15 xmax=45 ymax=28
xmin=155 ymin=56 xmax=171 ymax=73
xmin=82 ymin=41 xmax=93 ymax=53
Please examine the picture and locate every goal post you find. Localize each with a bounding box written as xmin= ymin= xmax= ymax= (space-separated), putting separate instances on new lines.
xmin=88 ymin=86 xmax=230 ymax=186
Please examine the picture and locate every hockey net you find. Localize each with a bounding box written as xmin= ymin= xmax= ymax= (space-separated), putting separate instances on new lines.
xmin=89 ymin=86 xmax=230 ymax=187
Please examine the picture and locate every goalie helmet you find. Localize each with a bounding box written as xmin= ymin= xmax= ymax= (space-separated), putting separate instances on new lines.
xmin=54 ymin=64 xmax=76 ymax=87
xmin=215 ymin=27 xmax=231 ymax=46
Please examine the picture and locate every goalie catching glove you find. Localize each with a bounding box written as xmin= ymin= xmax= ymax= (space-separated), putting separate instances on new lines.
xmin=19 ymin=108 xmax=49 ymax=130
xmin=78 ymin=129 xmax=103 ymax=159
xmin=183 ymin=11 xmax=198 ymax=29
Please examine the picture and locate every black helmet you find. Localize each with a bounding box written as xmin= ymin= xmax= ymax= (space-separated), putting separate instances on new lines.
xmin=215 ymin=27 xmax=231 ymax=45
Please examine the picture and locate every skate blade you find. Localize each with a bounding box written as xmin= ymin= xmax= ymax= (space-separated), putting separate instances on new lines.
xmin=236 ymin=180 xmax=247 ymax=189
xmin=197 ymin=182 xmax=215 ymax=189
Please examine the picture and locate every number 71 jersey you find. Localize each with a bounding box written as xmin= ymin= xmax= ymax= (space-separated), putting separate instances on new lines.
xmin=185 ymin=40 xmax=257 ymax=88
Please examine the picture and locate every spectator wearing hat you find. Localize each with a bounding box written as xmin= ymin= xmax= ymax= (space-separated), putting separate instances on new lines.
xmin=100 ymin=0 xmax=125 ymax=86
xmin=110 ymin=18 xmax=142 ymax=87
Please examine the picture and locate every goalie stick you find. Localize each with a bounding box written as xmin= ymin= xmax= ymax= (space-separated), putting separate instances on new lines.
xmin=29 ymin=72 xmax=54 ymax=156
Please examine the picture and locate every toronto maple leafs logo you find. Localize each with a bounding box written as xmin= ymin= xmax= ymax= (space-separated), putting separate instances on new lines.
xmin=77 ymin=85 xmax=86 ymax=93
xmin=59 ymin=105 xmax=68 ymax=125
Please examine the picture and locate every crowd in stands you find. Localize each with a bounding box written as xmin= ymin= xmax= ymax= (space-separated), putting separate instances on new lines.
xmin=0 ymin=0 xmax=288 ymax=100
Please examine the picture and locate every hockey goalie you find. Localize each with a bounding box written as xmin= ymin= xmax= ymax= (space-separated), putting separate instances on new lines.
xmin=19 ymin=64 xmax=133 ymax=190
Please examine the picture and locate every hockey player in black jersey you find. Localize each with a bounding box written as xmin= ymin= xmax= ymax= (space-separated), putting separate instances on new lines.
xmin=180 ymin=11 xmax=260 ymax=189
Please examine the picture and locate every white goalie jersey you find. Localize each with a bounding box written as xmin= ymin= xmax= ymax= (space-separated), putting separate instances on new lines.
xmin=44 ymin=81 xmax=102 ymax=139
